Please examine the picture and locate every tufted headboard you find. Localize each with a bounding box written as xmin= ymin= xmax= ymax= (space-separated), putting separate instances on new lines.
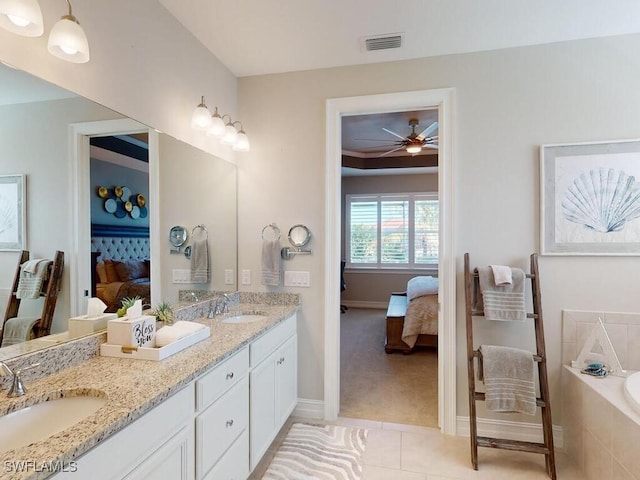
xmin=91 ymin=224 xmax=150 ymax=262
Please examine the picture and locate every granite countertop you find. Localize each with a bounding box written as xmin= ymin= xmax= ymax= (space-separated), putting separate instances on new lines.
xmin=0 ymin=301 xmax=298 ymax=480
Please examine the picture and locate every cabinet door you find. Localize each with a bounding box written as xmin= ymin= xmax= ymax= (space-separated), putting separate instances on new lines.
xmin=250 ymin=352 xmax=277 ymax=471
xmin=276 ymin=334 xmax=297 ymax=426
xmin=124 ymin=424 xmax=194 ymax=480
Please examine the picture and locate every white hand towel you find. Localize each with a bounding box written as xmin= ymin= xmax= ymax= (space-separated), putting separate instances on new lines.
xmin=490 ymin=265 xmax=512 ymax=286
xmin=155 ymin=321 xmax=206 ymax=347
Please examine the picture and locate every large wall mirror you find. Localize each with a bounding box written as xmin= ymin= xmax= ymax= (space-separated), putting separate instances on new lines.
xmin=0 ymin=62 xmax=237 ymax=361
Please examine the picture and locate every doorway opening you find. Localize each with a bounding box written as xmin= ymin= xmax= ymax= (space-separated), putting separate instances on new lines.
xmin=324 ymin=88 xmax=457 ymax=434
xmin=69 ymin=119 xmax=160 ymax=318
xmin=339 ymin=109 xmax=440 ymax=427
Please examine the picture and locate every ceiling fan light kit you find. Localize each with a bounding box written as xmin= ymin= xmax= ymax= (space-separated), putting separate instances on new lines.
xmin=0 ymin=0 xmax=90 ymax=63
xmin=191 ymin=98 xmax=251 ymax=152
xmin=369 ymin=117 xmax=439 ymax=157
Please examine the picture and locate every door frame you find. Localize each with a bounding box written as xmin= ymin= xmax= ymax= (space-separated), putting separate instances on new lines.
xmin=68 ymin=118 xmax=160 ymax=316
xmin=324 ymin=88 xmax=457 ymax=434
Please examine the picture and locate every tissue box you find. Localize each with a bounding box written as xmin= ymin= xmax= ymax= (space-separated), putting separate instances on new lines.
xmin=107 ymin=315 xmax=156 ymax=348
xmin=68 ymin=313 xmax=117 ymax=338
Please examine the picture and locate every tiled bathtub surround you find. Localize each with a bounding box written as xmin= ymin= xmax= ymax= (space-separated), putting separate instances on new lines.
xmin=562 ymin=367 xmax=640 ymax=479
xmin=561 ymin=309 xmax=640 ymax=479
xmin=561 ymin=310 xmax=640 ymax=371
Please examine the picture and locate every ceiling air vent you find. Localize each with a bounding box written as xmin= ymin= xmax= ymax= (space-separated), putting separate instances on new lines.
xmin=363 ymin=33 xmax=403 ymax=52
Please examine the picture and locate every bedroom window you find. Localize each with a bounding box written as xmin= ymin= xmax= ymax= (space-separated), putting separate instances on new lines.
xmin=346 ymin=192 xmax=438 ymax=270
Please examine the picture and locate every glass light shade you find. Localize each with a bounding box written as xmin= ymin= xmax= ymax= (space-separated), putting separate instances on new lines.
xmin=190 ymin=98 xmax=212 ymax=131
xmin=47 ymin=16 xmax=90 ymax=63
xmin=221 ymin=124 xmax=238 ymax=145
xmin=207 ymin=114 xmax=225 ymax=137
xmin=406 ymin=144 xmax=422 ymax=154
xmin=0 ymin=0 xmax=43 ymax=36
xmin=233 ymin=131 xmax=250 ymax=152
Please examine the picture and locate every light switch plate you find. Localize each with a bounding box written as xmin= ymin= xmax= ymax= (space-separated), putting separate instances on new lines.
xmin=284 ymin=270 xmax=310 ymax=287
xmin=224 ymin=269 xmax=234 ymax=285
xmin=241 ymin=269 xmax=251 ymax=286
xmin=172 ymin=269 xmax=191 ymax=284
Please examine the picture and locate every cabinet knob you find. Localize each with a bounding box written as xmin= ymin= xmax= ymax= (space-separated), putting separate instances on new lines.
xmin=226 ymin=419 xmax=234 ymax=427
xmin=226 ymin=372 xmax=234 ymax=380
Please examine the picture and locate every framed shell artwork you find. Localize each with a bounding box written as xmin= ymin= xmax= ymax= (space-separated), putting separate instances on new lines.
xmin=540 ymin=139 xmax=640 ymax=255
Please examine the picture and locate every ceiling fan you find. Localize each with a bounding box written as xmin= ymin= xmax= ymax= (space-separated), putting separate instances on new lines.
xmin=358 ymin=118 xmax=439 ymax=157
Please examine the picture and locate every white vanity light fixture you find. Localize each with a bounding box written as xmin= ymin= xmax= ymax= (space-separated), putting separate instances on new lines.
xmin=221 ymin=116 xmax=239 ymax=145
xmin=233 ymin=123 xmax=250 ymax=152
xmin=47 ymin=0 xmax=90 ymax=63
xmin=206 ymin=107 xmax=226 ymax=137
xmin=191 ymin=96 xmax=213 ymax=131
xmin=0 ymin=0 xmax=44 ymax=37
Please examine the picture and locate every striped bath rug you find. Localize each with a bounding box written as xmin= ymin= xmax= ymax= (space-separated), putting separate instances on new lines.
xmin=261 ymin=422 xmax=368 ymax=480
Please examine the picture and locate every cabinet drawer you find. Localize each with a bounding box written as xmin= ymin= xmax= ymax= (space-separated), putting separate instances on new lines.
xmin=203 ymin=430 xmax=249 ymax=480
xmin=251 ymin=314 xmax=296 ymax=367
xmin=196 ymin=346 xmax=249 ymax=411
xmin=196 ymin=376 xmax=248 ymax=479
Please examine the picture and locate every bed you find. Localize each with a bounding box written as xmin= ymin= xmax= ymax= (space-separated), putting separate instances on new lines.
xmin=385 ymin=276 xmax=439 ymax=354
xmin=91 ymin=224 xmax=151 ymax=312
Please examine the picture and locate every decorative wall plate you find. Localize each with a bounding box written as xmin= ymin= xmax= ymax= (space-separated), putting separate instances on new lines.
xmin=104 ymin=198 xmax=117 ymax=213
xmin=98 ymin=186 xmax=109 ymax=198
xmin=114 ymin=186 xmax=123 ymax=198
xmin=130 ymin=206 xmax=140 ymax=219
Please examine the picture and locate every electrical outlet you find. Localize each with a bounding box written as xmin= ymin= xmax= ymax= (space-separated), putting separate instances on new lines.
xmin=241 ymin=269 xmax=251 ymax=286
xmin=224 ymin=269 xmax=234 ymax=285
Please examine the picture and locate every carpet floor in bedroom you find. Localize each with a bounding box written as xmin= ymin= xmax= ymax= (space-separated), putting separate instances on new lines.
xmin=340 ymin=307 xmax=438 ymax=427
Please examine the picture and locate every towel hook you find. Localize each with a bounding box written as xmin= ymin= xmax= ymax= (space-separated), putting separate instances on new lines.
xmin=261 ymin=223 xmax=281 ymax=241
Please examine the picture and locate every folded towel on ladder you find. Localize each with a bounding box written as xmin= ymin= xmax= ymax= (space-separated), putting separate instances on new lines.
xmin=16 ymin=259 xmax=52 ymax=299
xmin=473 ymin=266 xmax=526 ymax=321
xmin=190 ymin=238 xmax=210 ymax=284
xmin=1 ymin=316 xmax=39 ymax=347
xmin=261 ymin=239 xmax=280 ymax=286
xmin=479 ymin=344 xmax=537 ymax=415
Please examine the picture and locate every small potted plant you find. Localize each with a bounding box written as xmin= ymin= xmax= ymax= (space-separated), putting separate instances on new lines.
xmin=108 ymin=295 xmax=155 ymax=348
xmin=152 ymin=301 xmax=174 ymax=326
xmin=117 ymin=295 xmax=143 ymax=318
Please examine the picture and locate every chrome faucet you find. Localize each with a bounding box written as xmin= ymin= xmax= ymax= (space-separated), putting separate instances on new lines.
xmin=185 ymin=292 xmax=199 ymax=303
xmin=208 ymin=294 xmax=231 ymax=318
xmin=0 ymin=361 xmax=39 ymax=397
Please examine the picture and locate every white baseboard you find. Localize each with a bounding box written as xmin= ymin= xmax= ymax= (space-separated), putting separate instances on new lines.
xmin=456 ymin=416 xmax=563 ymax=449
xmin=294 ymin=398 xmax=324 ymax=420
xmin=342 ymin=301 xmax=388 ymax=309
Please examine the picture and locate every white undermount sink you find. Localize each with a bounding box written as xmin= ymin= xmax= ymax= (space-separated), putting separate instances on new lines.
xmin=0 ymin=394 xmax=107 ymax=453
xmin=220 ymin=314 xmax=268 ymax=324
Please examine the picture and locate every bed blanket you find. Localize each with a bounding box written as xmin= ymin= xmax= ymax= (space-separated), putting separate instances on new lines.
xmin=402 ymin=294 xmax=439 ymax=348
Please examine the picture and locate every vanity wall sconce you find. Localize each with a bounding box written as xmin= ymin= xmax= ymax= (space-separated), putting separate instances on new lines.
xmin=191 ymin=97 xmax=250 ymax=152
xmin=0 ymin=0 xmax=90 ymax=63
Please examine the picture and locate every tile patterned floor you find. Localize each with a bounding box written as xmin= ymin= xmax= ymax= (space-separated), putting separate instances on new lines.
xmin=252 ymin=416 xmax=585 ymax=480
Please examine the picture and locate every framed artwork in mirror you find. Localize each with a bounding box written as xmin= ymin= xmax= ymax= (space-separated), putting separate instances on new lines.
xmin=540 ymin=139 xmax=640 ymax=255
xmin=0 ymin=174 xmax=25 ymax=251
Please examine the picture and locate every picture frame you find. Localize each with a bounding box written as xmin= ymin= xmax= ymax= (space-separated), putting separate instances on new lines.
xmin=0 ymin=174 xmax=26 ymax=251
xmin=540 ymin=139 xmax=640 ymax=255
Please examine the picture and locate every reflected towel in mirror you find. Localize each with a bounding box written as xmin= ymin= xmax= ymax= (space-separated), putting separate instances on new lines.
xmin=190 ymin=238 xmax=210 ymax=284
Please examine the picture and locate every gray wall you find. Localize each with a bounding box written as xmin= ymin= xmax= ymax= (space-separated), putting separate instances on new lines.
xmin=238 ymin=33 xmax=640 ymax=422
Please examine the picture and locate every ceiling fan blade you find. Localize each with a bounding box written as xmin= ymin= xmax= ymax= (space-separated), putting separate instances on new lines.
xmin=382 ymin=127 xmax=407 ymax=140
xmin=416 ymin=121 xmax=439 ymax=140
xmin=378 ymin=146 xmax=405 ymax=157
xmin=353 ymin=138 xmax=403 ymax=142
xmin=422 ymin=144 xmax=439 ymax=149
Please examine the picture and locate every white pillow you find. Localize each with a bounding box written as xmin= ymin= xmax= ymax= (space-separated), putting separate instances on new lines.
xmin=407 ymin=276 xmax=438 ymax=300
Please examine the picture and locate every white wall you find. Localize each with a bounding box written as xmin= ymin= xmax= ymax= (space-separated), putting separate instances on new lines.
xmin=0 ymin=0 xmax=238 ymax=163
xmin=0 ymin=97 xmax=122 ymax=332
xmin=159 ymin=134 xmax=237 ymax=302
xmin=237 ymin=34 xmax=640 ymax=421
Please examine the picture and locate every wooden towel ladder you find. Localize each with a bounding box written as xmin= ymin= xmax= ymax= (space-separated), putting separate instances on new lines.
xmin=0 ymin=250 xmax=65 ymax=344
xmin=464 ymin=253 xmax=556 ymax=480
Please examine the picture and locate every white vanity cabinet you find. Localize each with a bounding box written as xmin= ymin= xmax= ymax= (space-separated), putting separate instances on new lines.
xmin=249 ymin=314 xmax=297 ymax=471
xmin=195 ymin=347 xmax=250 ymax=480
xmin=52 ymin=385 xmax=195 ymax=480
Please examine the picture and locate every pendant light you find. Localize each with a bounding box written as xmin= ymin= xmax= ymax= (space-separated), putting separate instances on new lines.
xmin=0 ymin=0 xmax=44 ymax=36
xmin=47 ymin=0 xmax=90 ymax=63
xmin=191 ymin=96 xmax=212 ymax=131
